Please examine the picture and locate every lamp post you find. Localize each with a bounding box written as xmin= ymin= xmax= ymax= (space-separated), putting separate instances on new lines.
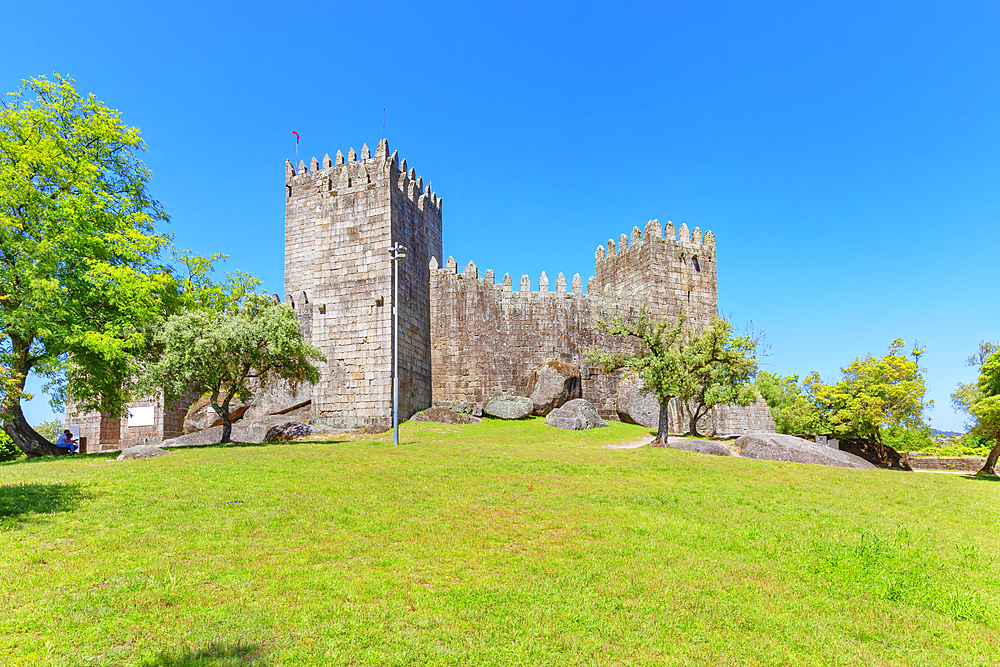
xmin=389 ymin=242 xmax=407 ymax=446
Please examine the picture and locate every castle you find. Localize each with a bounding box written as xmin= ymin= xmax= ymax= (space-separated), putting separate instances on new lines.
xmin=284 ymin=139 xmax=717 ymax=430
xmin=68 ymin=138 xmax=772 ymax=450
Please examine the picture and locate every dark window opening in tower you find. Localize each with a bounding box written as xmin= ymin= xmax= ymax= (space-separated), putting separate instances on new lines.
xmin=286 ymin=185 xmax=292 ymax=198
xmin=692 ymin=257 xmax=701 ymax=272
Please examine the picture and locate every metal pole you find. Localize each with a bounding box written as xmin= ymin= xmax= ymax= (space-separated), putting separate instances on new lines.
xmin=389 ymin=242 xmax=407 ymax=446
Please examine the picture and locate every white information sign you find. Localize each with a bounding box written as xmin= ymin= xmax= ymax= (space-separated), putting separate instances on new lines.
xmin=126 ymin=406 xmax=155 ymax=428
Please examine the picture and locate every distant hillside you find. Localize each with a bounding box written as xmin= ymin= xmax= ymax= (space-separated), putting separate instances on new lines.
xmin=930 ymin=428 xmax=964 ymax=437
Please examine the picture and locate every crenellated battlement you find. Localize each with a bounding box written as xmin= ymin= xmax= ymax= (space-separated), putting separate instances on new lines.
xmin=595 ymin=219 xmax=716 ymax=264
xmin=430 ymin=256 xmax=594 ymax=297
xmin=284 ymin=138 xmax=442 ymax=213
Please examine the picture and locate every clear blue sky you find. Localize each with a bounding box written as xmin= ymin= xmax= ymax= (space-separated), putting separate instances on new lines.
xmin=6 ymin=1 xmax=998 ymax=432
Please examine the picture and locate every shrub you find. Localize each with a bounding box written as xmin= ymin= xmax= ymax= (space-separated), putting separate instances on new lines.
xmin=0 ymin=431 xmax=24 ymax=462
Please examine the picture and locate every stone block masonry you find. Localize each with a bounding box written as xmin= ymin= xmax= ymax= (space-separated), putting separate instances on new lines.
xmin=430 ymin=219 xmax=718 ymax=419
xmin=285 ymin=139 xmax=442 ymax=430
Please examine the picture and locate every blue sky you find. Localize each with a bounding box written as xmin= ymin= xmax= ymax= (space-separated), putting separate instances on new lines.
xmin=5 ymin=1 xmax=998 ymax=431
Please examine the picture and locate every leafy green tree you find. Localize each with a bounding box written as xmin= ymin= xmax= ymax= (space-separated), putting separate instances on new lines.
xmin=139 ymin=295 xmax=325 ymax=443
xmin=755 ymin=371 xmax=831 ymax=434
xmin=961 ymin=345 xmax=1000 ymax=476
xmin=32 ymin=419 xmax=63 ymax=443
xmin=1 ymin=74 xmax=173 ymax=457
xmin=823 ymin=339 xmax=930 ymax=454
xmin=589 ymin=312 xmax=761 ymax=442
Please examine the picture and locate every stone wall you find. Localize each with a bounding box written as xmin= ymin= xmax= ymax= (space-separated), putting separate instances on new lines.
xmin=596 ymin=219 xmax=717 ymax=328
xmin=284 ymin=139 xmax=441 ymax=430
xmin=667 ymin=396 xmax=775 ymax=436
xmin=66 ymin=390 xmax=197 ymax=453
xmin=428 ymin=215 xmax=719 ymax=419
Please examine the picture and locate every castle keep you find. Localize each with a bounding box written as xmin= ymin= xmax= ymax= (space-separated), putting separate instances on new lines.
xmin=286 ymin=139 xmax=719 ymax=430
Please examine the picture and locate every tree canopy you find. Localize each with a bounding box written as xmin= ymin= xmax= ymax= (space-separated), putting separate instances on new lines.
xmin=822 ymin=339 xmax=930 ymax=449
xmin=756 ymin=340 xmax=930 ymax=454
xmin=139 ymin=295 xmax=325 ymax=443
xmin=0 ymin=74 xmax=174 ymax=456
xmin=952 ymin=342 xmax=1000 ymax=475
xmin=589 ymin=312 xmax=761 ymax=442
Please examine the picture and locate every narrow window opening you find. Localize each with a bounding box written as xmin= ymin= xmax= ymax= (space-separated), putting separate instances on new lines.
xmin=692 ymin=257 xmax=701 ymax=272
xmin=286 ymin=185 xmax=292 ymax=198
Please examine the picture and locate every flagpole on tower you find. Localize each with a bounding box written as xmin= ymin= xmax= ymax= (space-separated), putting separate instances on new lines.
xmin=292 ymin=130 xmax=300 ymax=161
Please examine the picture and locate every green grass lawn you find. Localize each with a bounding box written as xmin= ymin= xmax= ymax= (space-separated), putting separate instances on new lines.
xmin=1 ymin=418 xmax=998 ymax=666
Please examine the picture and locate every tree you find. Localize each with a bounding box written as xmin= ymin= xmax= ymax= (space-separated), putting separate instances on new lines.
xmin=822 ymin=339 xmax=930 ymax=455
xmin=755 ymin=370 xmax=831 ymax=435
xmin=589 ymin=312 xmax=761 ymax=443
xmin=952 ymin=341 xmax=1000 ymax=476
xmin=139 ymin=295 xmax=325 ymax=443
xmin=33 ymin=419 xmax=63 ymax=443
xmin=0 ymin=74 xmax=172 ymax=457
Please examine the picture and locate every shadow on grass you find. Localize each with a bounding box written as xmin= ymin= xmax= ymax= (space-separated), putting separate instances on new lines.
xmin=960 ymin=473 xmax=1000 ymax=483
xmin=141 ymin=642 xmax=266 ymax=666
xmin=0 ymin=482 xmax=87 ymax=528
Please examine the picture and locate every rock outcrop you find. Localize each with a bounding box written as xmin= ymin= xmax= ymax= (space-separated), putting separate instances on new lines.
xmin=732 ymin=432 xmax=875 ymax=469
xmin=616 ymin=372 xmax=662 ymax=429
xmin=161 ymin=416 xmax=337 ymax=447
xmin=117 ymin=445 xmax=171 ymax=461
xmin=484 ymin=397 xmax=533 ymax=420
xmin=411 ymin=407 xmax=481 ymax=424
xmin=669 ymin=439 xmax=732 ymax=456
xmin=243 ymin=379 xmax=313 ymax=421
xmin=545 ymin=398 xmax=608 ymax=430
xmin=527 ymin=360 xmax=581 ymax=416
xmin=183 ymin=396 xmax=249 ymax=434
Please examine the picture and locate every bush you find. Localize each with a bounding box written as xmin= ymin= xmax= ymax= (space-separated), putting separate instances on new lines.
xmin=0 ymin=431 xmax=24 ymax=462
xmin=883 ymin=425 xmax=935 ymax=453
xmin=34 ymin=419 xmax=63 ymax=442
xmin=936 ymin=432 xmax=995 ymax=457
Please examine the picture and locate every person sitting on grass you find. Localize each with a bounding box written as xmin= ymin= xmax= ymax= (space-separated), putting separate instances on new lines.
xmin=54 ymin=429 xmax=77 ymax=454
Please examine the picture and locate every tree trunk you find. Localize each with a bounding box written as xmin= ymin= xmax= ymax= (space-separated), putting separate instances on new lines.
xmin=1 ymin=396 xmax=63 ymax=458
xmin=688 ymin=401 xmax=708 ymax=437
xmin=651 ymin=399 xmax=671 ymax=446
xmin=1 ymin=333 xmax=63 ymax=457
xmin=976 ymin=435 xmax=1000 ymax=476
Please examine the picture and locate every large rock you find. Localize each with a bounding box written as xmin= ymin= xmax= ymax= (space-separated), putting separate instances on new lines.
xmin=616 ymin=372 xmax=662 ymax=429
xmin=527 ymin=360 xmax=581 ymax=416
xmin=234 ymin=416 xmax=336 ymax=443
xmin=670 ymin=439 xmax=732 ymax=456
xmin=161 ymin=426 xmax=227 ymax=448
xmin=243 ymin=379 xmax=313 ymax=421
xmin=732 ymin=432 xmax=876 ymax=469
xmin=411 ymin=407 xmax=481 ymax=424
xmin=183 ymin=396 xmax=249 ymax=434
xmin=117 ymin=445 xmax=170 ymax=461
xmin=545 ymin=398 xmax=608 ymax=430
xmin=161 ymin=417 xmax=337 ymax=447
xmin=484 ymin=396 xmax=533 ymax=420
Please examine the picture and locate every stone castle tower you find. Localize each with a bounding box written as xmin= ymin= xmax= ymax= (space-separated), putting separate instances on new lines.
xmin=284 ymin=139 xmax=441 ymax=431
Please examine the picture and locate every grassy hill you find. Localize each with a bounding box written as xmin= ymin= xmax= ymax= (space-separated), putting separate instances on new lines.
xmin=1 ymin=419 xmax=998 ymax=666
